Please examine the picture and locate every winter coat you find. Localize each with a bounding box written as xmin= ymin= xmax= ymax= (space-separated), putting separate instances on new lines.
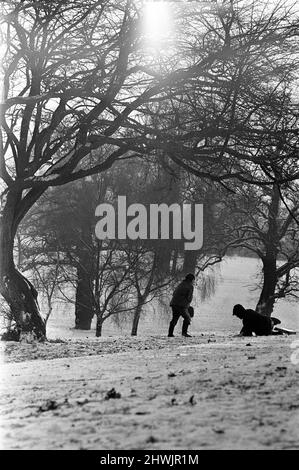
xmin=170 ymin=280 xmax=194 ymax=309
xmin=240 ymin=309 xmax=273 ymax=336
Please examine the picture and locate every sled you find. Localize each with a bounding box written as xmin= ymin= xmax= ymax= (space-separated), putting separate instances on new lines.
xmin=273 ymin=326 xmax=297 ymax=335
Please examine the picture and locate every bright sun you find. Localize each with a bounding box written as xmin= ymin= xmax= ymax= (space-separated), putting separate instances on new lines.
xmin=143 ymin=1 xmax=172 ymax=46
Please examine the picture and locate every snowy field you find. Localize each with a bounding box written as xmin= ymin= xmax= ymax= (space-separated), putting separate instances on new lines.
xmin=1 ymin=335 xmax=299 ymax=450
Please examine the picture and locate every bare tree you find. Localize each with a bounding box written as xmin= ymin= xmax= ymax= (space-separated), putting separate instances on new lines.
xmin=118 ymin=243 xmax=176 ymax=336
xmin=145 ymin=2 xmax=299 ymax=194
xmin=0 ymin=0 xmax=147 ymax=340
xmin=221 ymin=180 xmax=299 ymax=316
xmin=29 ymin=255 xmax=61 ymax=325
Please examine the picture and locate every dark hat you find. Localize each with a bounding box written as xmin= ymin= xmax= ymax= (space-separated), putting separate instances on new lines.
xmin=232 ymin=304 xmax=245 ymax=316
xmin=185 ymin=273 xmax=195 ymax=282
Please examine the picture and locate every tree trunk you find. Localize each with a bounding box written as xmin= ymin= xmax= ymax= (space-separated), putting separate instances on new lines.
xmin=171 ymin=248 xmax=179 ymax=275
xmin=256 ymin=255 xmax=277 ymax=317
xmin=183 ymin=250 xmax=197 ymax=275
xmin=256 ymin=184 xmax=280 ymax=317
xmin=0 ymin=192 xmax=46 ymax=341
xmin=95 ymin=315 xmax=103 ymax=337
xmin=75 ymin=263 xmax=94 ymax=330
xmin=131 ymin=302 xmax=143 ymax=336
xmin=156 ymin=245 xmax=172 ymax=274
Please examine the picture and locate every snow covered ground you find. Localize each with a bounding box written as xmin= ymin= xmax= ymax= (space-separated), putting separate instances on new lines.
xmin=0 ymin=334 xmax=298 ymax=450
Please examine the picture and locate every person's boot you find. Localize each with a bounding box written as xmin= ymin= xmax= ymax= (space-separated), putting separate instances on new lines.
xmin=168 ymin=323 xmax=175 ymax=337
xmin=182 ymin=321 xmax=192 ymax=337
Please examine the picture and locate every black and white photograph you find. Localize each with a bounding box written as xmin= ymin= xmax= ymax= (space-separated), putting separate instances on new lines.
xmin=0 ymin=0 xmax=298 ymax=454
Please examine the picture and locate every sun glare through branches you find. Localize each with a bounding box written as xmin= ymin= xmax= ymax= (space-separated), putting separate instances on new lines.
xmin=142 ymin=1 xmax=173 ymax=47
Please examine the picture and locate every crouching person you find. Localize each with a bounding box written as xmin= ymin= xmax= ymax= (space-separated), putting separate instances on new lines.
xmin=168 ymin=273 xmax=195 ymax=338
xmin=232 ymin=304 xmax=280 ymax=336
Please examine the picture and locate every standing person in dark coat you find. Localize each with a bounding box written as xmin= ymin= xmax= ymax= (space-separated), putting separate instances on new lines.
xmin=232 ymin=304 xmax=281 ymax=336
xmin=168 ymin=273 xmax=195 ymax=337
